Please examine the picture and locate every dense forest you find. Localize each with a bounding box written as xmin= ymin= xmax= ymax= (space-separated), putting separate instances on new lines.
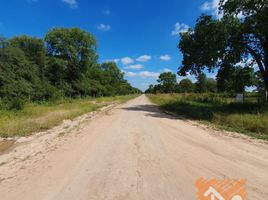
xmin=0 ymin=28 xmax=141 ymax=110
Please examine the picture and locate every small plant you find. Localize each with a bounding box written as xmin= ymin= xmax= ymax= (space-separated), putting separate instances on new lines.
xmin=7 ymin=98 xmax=25 ymax=110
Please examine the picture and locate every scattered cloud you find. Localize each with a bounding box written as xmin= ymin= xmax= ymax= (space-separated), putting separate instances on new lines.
xmin=62 ymin=0 xmax=78 ymax=9
xmin=138 ymin=71 xmax=160 ymax=79
xmin=97 ymin=24 xmax=111 ymax=32
xmin=121 ymin=57 xmax=134 ymax=65
xmin=136 ymin=55 xmax=152 ymax=62
xmin=125 ymin=72 xmax=137 ymax=77
xmin=171 ymin=22 xmax=189 ymax=36
xmin=124 ymin=64 xmax=144 ymax=70
xmin=163 ymin=68 xmax=173 ymax=72
xmin=200 ymin=0 xmax=222 ymax=19
xmin=201 ymin=0 xmax=243 ymax=19
xmin=201 ymin=1 xmax=211 ymax=11
xmin=103 ymin=9 xmax=111 ymax=15
xmin=160 ymin=54 xmax=171 ymax=61
xmin=124 ymin=71 xmax=160 ymax=79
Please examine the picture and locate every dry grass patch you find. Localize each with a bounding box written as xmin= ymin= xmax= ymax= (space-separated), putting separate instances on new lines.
xmin=0 ymin=95 xmax=139 ymax=138
xmin=147 ymin=94 xmax=268 ymax=140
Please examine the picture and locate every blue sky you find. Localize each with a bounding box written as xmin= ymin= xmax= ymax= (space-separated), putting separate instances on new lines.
xmin=0 ymin=0 xmax=220 ymax=91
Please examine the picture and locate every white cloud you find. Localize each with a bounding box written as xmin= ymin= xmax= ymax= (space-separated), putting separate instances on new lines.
xmin=136 ymin=55 xmax=151 ymax=62
xmin=171 ymin=22 xmax=189 ymax=36
xmin=163 ymin=68 xmax=173 ymax=72
xmin=201 ymin=0 xmax=243 ymax=19
xmin=125 ymin=72 xmax=137 ymax=77
xmin=177 ymin=74 xmax=197 ymax=83
xmin=138 ymin=71 xmax=160 ymax=79
xmin=160 ymin=54 xmax=171 ymax=61
xmin=121 ymin=57 xmax=134 ymax=65
xmin=124 ymin=70 xmax=160 ymax=79
xmin=200 ymin=1 xmax=211 ymax=11
xmin=200 ymin=0 xmax=223 ymax=19
xmin=124 ymin=64 xmax=144 ymax=70
xmin=62 ymin=0 xmax=78 ymax=9
xmin=97 ymin=24 xmax=111 ymax=32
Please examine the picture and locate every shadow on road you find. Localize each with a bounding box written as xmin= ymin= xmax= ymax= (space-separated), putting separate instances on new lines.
xmin=122 ymin=104 xmax=185 ymax=120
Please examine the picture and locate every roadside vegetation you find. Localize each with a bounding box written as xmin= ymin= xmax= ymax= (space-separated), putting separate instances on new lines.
xmin=0 ymin=28 xmax=141 ymax=111
xmin=0 ymin=27 xmax=141 ymax=137
xmin=146 ymin=1 xmax=268 ymax=140
xmin=0 ymin=95 xmax=138 ymax=138
xmin=148 ymin=93 xmax=268 ymax=140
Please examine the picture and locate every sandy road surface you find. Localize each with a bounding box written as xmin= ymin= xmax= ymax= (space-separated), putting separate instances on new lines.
xmin=0 ymin=95 xmax=268 ymax=200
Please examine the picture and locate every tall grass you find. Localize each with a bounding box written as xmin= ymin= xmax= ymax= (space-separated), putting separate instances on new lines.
xmin=147 ymin=94 xmax=268 ymax=140
xmin=0 ymin=95 xmax=138 ymax=138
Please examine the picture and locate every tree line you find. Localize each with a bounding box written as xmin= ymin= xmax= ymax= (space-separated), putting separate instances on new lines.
xmin=0 ymin=28 xmax=141 ymax=110
xmin=145 ymin=70 xmax=257 ymax=95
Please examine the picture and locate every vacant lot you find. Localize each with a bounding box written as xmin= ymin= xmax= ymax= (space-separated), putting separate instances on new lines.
xmin=0 ymin=95 xmax=138 ymax=138
xmin=147 ymin=93 xmax=268 ymax=140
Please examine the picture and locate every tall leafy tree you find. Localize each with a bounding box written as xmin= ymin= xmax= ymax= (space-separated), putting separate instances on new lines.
xmin=10 ymin=36 xmax=46 ymax=75
xmin=195 ymin=73 xmax=208 ymax=93
xmin=45 ymin=28 xmax=98 ymax=96
xmin=217 ymin=63 xmax=256 ymax=93
xmin=177 ymin=78 xmax=195 ymax=93
xmin=157 ymin=72 xmax=177 ymax=93
xmin=0 ymin=47 xmax=36 ymax=102
xmin=179 ymin=0 xmax=268 ymax=100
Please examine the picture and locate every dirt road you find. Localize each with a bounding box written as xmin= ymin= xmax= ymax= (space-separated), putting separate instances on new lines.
xmin=0 ymin=95 xmax=268 ymax=200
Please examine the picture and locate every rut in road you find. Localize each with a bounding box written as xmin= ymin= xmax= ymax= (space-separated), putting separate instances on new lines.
xmin=0 ymin=95 xmax=268 ymax=200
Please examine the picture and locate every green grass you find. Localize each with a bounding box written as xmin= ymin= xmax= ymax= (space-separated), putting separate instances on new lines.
xmin=147 ymin=93 xmax=268 ymax=140
xmin=0 ymin=95 xmax=139 ymax=138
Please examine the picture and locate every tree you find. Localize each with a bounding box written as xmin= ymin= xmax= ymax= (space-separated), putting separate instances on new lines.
xmin=178 ymin=0 xmax=268 ymax=100
xmin=206 ymin=78 xmax=217 ymax=93
xmin=217 ymin=63 xmax=256 ymax=93
xmin=195 ymin=73 xmax=207 ymax=93
xmin=10 ymin=36 xmax=46 ymax=76
xmin=145 ymin=84 xmax=155 ymax=94
xmin=177 ymin=79 xmax=195 ymax=93
xmin=45 ymin=28 xmax=98 ymax=96
xmin=0 ymin=47 xmax=36 ymax=104
xmin=0 ymin=28 xmax=140 ymax=109
xmin=157 ymin=72 xmax=177 ymax=93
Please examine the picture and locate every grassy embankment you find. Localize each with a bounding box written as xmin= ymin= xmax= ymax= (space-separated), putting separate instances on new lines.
xmin=147 ymin=93 xmax=268 ymax=140
xmin=0 ymin=95 xmax=138 ymax=138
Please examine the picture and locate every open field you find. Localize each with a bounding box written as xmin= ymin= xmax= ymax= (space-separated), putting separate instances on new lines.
xmin=0 ymin=95 xmax=138 ymax=138
xmin=147 ymin=93 xmax=268 ymax=140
